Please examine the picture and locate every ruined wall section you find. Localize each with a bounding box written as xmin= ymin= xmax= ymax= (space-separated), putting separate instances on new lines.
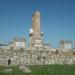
xmin=0 ymin=48 xmax=27 ymax=66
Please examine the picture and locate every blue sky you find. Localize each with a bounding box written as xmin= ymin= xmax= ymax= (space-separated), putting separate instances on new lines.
xmin=0 ymin=0 xmax=75 ymax=48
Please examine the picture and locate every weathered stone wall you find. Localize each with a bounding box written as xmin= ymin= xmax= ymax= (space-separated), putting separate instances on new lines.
xmin=26 ymin=49 xmax=75 ymax=65
xmin=0 ymin=48 xmax=27 ymax=66
xmin=0 ymin=48 xmax=75 ymax=66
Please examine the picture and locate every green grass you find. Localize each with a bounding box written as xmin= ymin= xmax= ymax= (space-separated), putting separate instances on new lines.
xmin=0 ymin=65 xmax=75 ymax=75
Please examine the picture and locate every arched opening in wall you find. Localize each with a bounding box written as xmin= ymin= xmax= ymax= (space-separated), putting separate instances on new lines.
xmin=43 ymin=57 xmax=46 ymax=64
xmin=8 ymin=59 xmax=11 ymax=66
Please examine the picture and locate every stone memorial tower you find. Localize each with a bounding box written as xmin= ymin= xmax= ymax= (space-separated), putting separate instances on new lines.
xmin=29 ymin=11 xmax=43 ymax=49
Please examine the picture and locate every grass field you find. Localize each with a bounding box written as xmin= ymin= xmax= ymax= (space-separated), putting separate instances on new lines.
xmin=0 ymin=65 xmax=75 ymax=75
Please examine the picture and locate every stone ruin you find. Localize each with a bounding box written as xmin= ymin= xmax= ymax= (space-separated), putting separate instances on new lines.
xmin=0 ymin=11 xmax=75 ymax=73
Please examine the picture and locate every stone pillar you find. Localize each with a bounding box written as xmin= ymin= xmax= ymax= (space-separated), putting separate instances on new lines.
xmin=29 ymin=11 xmax=43 ymax=49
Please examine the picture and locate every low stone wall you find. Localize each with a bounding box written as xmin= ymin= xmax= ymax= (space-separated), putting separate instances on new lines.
xmin=0 ymin=48 xmax=75 ymax=66
xmin=26 ymin=49 xmax=75 ymax=65
xmin=0 ymin=48 xmax=27 ymax=66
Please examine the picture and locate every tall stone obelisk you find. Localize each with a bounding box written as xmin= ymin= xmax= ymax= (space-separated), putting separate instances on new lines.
xmin=29 ymin=11 xmax=43 ymax=49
